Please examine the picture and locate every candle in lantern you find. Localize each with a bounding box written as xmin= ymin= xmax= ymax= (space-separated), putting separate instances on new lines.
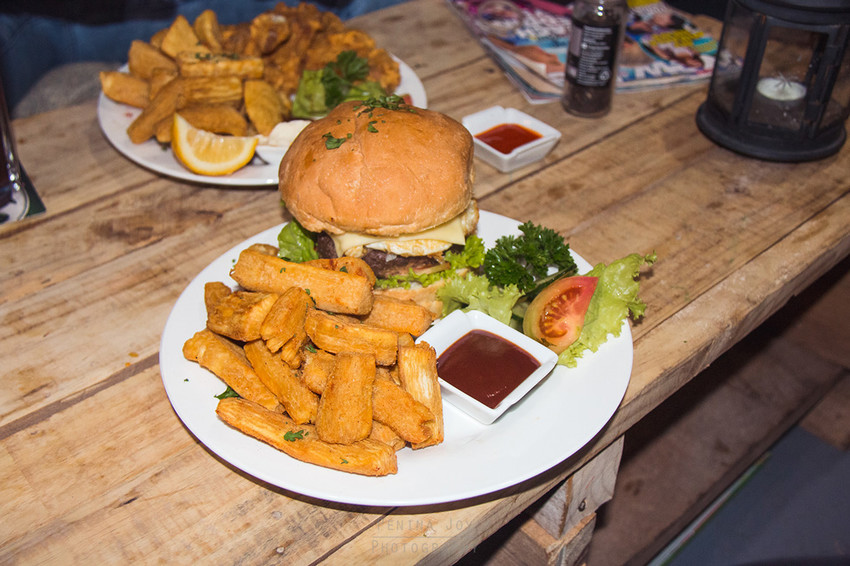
xmin=756 ymin=76 xmax=807 ymax=102
xmin=748 ymin=75 xmax=807 ymax=130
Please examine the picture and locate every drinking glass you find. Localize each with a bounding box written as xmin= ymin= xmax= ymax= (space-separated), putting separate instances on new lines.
xmin=0 ymin=78 xmax=22 ymax=211
xmin=0 ymin=78 xmax=26 ymax=221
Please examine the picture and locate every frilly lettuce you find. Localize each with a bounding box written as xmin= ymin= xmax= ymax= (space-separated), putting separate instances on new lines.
xmin=558 ymin=252 xmax=656 ymax=367
xmin=277 ymin=221 xmax=318 ymax=262
xmin=438 ymin=272 xmax=522 ymax=326
xmin=291 ymin=70 xmax=326 ymax=119
xmin=292 ymin=74 xmax=386 ymax=118
xmin=375 ymin=235 xmax=486 ymax=289
xmin=291 ymin=50 xmax=388 ymax=119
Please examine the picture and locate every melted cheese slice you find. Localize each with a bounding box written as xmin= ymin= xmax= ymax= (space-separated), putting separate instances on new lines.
xmin=330 ymin=215 xmax=467 ymax=258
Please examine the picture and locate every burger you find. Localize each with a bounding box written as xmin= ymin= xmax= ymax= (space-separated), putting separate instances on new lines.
xmin=278 ymin=97 xmax=479 ymax=314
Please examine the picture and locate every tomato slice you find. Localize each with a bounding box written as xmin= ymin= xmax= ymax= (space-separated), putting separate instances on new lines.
xmin=523 ymin=276 xmax=598 ymax=354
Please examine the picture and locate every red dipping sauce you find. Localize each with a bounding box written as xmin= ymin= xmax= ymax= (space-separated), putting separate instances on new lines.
xmin=475 ymin=123 xmax=543 ymax=154
xmin=437 ymin=330 xmax=541 ymax=409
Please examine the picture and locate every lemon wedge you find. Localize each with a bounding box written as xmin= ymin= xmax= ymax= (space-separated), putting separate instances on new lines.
xmin=171 ymin=113 xmax=258 ymax=176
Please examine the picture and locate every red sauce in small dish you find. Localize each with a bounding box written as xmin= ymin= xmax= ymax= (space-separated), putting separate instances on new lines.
xmin=437 ymin=330 xmax=541 ymax=409
xmin=475 ymin=123 xmax=543 ymax=154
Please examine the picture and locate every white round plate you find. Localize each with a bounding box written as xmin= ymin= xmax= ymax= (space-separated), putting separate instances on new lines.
xmin=159 ymin=211 xmax=633 ymax=506
xmin=97 ymin=56 xmax=427 ymax=187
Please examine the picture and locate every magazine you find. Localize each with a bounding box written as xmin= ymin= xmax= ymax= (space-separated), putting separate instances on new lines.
xmin=448 ymin=0 xmax=718 ymax=104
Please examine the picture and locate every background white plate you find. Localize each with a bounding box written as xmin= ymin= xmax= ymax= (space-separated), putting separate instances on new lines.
xmin=159 ymin=211 xmax=633 ymax=506
xmin=97 ymin=57 xmax=427 ymax=187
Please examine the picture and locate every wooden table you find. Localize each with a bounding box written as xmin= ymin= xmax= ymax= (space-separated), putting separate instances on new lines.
xmin=3 ymin=0 xmax=849 ymax=563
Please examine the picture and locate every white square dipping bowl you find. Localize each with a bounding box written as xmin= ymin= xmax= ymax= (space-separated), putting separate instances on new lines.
xmin=462 ymin=106 xmax=562 ymax=173
xmin=417 ymin=309 xmax=558 ymax=425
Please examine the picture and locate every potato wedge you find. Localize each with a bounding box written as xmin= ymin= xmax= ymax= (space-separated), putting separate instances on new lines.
xmin=245 ymin=339 xmax=318 ymax=424
xmin=371 ymin=378 xmax=435 ymax=445
xmin=398 ymin=342 xmax=443 ymax=448
xmin=304 ymin=308 xmax=398 ymax=366
xmin=149 ymin=27 xmax=168 ymax=50
xmin=148 ymin=67 xmax=178 ymax=99
xmin=206 ymin=290 xmax=279 ymax=342
xmin=126 ymin=77 xmax=183 ymax=143
xmin=181 ymin=76 xmax=243 ymax=106
xmin=160 ymin=14 xmax=210 ymax=58
xmin=176 ymin=51 xmax=264 ymax=79
xmin=154 ymin=103 xmax=248 ymax=143
xmin=244 ymin=79 xmax=286 ymax=136
xmin=369 ymin=420 xmax=405 ymax=451
xmin=217 ymin=397 xmax=397 ymax=476
xmin=359 ymin=295 xmax=434 ymax=337
xmin=204 ymin=281 xmax=232 ymax=314
xmin=127 ymin=39 xmax=177 ymax=79
xmin=193 ymin=9 xmax=225 ymax=52
xmin=230 ymin=248 xmax=374 ymax=315
xmin=181 ymin=103 xmax=248 ymax=135
xmin=183 ymin=329 xmax=280 ymax=412
xmin=301 ymin=349 xmax=335 ymax=395
xmin=99 ymin=71 xmax=150 ymax=108
xmin=261 ymin=287 xmax=310 ymax=353
xmin=279 ymin=327 xmax=309 ymax=368
xmin=304 ymin=257 xmax=376 ymax=286
xmin=316 ymin=352 xmax=376 ymax=444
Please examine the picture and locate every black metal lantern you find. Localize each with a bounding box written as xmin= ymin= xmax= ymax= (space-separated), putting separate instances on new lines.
xmin=696 ymin=0 xmax=850 ymax=161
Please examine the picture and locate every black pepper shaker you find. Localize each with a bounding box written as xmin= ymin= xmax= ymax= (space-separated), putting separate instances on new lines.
xmin=562 ymin=0 xmax=628 ymax=118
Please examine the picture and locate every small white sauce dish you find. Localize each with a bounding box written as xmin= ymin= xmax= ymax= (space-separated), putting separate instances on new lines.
xmin=254 ymin=119 xmax=311 ymax=166
xmin=462 ymin=106 xmax=562 ymax=173
xmin=417 ymin=309 xmax=558 ymax=424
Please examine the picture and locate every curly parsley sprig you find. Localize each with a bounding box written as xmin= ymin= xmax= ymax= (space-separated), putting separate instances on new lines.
xmin=483 ymin=221 xmax=577 ymax=294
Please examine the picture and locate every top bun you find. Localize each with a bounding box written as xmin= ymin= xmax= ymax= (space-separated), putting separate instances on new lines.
xmin=278 ymin=100 xmax=474 ymax=237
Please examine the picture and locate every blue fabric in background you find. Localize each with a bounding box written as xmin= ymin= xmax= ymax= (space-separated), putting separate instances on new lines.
xmin=0 ymin=0 xmax=727 ymax=112
xmin=0 ymin=0 xmax=410 ymax=111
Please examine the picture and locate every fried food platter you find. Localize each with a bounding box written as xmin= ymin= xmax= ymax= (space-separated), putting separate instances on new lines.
xmin=159 ymin=211 xmax=633 ymax=506
xmin=97 ymin=57 xmax=426 ymax=186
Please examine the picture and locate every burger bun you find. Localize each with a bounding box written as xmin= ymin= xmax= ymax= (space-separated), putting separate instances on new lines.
xmin=278 ymin=100 xmax=475 ymax=237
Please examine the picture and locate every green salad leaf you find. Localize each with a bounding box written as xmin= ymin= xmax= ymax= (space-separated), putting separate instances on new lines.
xmin=558 ymin=252 xmax=656 ymax=367
xmin=375 ymin=235 xmax=486 ymax=289
xmin=447 ymin=234 xmax=486 ymax=271
xmin=292 ymin=51 xmax=388 ymax=118
xmin=438 ymin=272 xmax=522 ymax=326
xmin=215 ymin=386 xmax=240 ymax=400
xmin=291 ymin=69 xmax=326 ymax=118
xmin=277 ymin=220 xmax=319 ymax=262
